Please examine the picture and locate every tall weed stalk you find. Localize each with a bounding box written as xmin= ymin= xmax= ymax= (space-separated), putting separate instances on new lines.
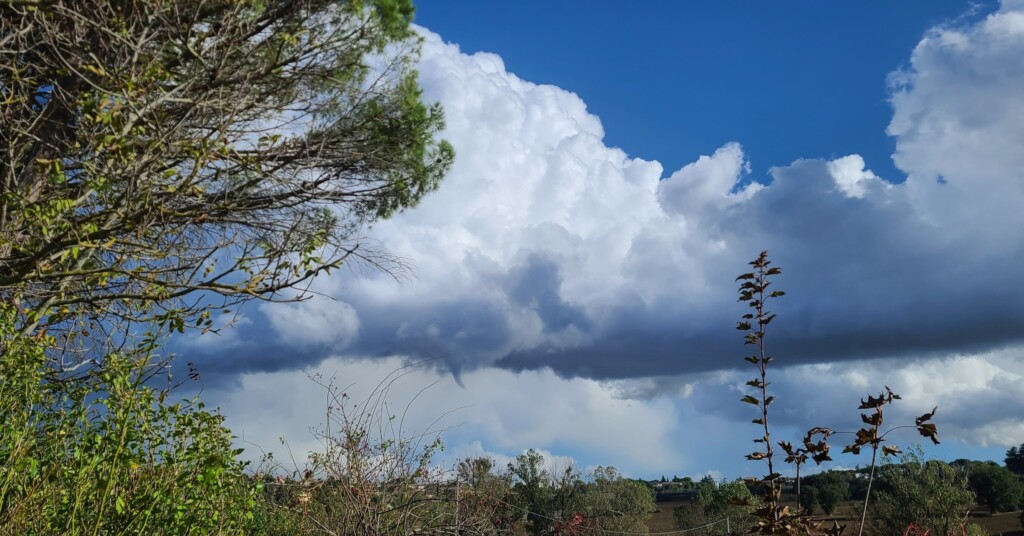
xmin=736 ymin=252 xmax=940 ymax=536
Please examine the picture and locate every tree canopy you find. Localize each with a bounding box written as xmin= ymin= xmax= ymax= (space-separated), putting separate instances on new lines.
xmin=801 ymin=471 xmax=850 ymax=516
xmin=1005 ymin=444 xmax=1024 ymax=476
xmin=870 ymin=451 xmax=975 ymax=536
xmin=966 ymin=461 xmax=1023 ymax=514
xmin=564 ymin=466 xmax=653 ymax=534
xmin=0 ymin=0 xmax=453 ymax=353
xmin=1 ymin=1 xmax=456 ymax=531
xmin=674 ymin=478 xmax=759 ymax=535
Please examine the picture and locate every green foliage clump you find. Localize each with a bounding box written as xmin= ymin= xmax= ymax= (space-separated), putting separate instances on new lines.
xmin=801 ymin=471 xmax=850 ymax=516
xmin=1 ymin=0 xmax=458 ymax=531
xmin=0 ymin=307 xmax=257 ymax=535
xmin=674 ymin=477 xmax=759 ymax=535
xmin=564 ymin=466 xmax=654 ymax=534
xmin=507 ymin=448 xmax=559 ymax=535
xmin=1005 ymin=443 xmax=1024 ymax=476
xmin=1 ymin=0 xmax=453 ymax=337
xmin=965 ymin=461 xmax=1023 ymax=514
xmin=869 ymin=448 xmax=974 ymax=536
xmin=500 ymin=450 xmax=654 ymax=535
xmin=456 ymin=456 xmax=520 ymax=534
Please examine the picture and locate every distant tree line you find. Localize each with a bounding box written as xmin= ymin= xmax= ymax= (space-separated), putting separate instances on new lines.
xmin=660 ymin=443 xmax=1024 ymax=536
xmin=256 ymin=447 xmax=655 ymax=535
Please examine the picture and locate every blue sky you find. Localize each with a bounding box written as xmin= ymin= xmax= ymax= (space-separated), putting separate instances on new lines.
xmin=416 ymin=1 xmax=995 ymax=183
xmin=191 ymin=1 xmax=1024 ymax=480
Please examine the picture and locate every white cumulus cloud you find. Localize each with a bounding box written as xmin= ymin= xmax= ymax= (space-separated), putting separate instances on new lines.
xmin=186 ymin=2 xmax=1024 ymax=475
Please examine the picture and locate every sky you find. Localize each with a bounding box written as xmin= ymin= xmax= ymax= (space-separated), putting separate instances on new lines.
xmin=179 ymin=1 xmax=1024 ymax=480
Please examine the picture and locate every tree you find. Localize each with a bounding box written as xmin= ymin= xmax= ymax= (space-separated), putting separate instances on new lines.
xmin=847 ymin=473 xmax=869 ymax=502
xmin=459 ymin=457 xmax=498 ymax=489
xmin=870 ymin=449 xmax=974 ymax=536
xmin=1005 ymin=444 xmax=1024 ymax=476
xmin=563 ymin=467 xmax=653 ymax=534
xmin=1 ymin=2 xmax=457 ymax=533
xmin=674 ymin=478 xmax=759 ymax=535
xmin=800 ymin=485 xmax=819 ymax=515
xmin=802 ymin=471 xmax=849 ymax=516
xmin=967 ymin=461 xmax=1023 ymax=514
xmin=507 ymin=449 xmax=554 ymax=535
xmin=456 ymin=457 xmax=519 ymax=534
xmin=0 ymin=0 xmax=453 ymax=348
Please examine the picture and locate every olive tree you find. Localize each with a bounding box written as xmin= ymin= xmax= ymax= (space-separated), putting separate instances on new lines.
xmin=507 ymin=449 xmax=554 ymax=535
xmin=0 ymin=0 xmax=453 ymax=354
xmin=802 ymin=471 xmax=850 ymax=516
xmin=674 ymin=478 xmax=759 ymax=535
xmin=564 ymin=466 xmax=654 ymax=534
xmin=870 ymin=449 xmax=974 ymax=536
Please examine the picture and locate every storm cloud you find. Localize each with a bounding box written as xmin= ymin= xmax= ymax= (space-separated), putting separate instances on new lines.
xmin=185 ymin=3 xmax=1024 ymax=382
xmin=180 ymin=3 xmax=1024 ymax=473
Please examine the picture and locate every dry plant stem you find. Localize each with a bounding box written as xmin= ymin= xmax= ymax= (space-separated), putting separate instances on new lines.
xmin=755 ymin=294 xmax=776 ymax=499
xmin=736 ymin=253 xmax=936 ymax=536
xmin=854 ymin=423 xmax=927 ymax=536
xmin=842 ymin=386 xmax=938 ymax=536
xmin=738 ymin=251 xmax=786 ymax=530
xmin=858 ymin=446 xmax=878 ymax=536
xmin=794 ymin=462 xmax=801 ymax=512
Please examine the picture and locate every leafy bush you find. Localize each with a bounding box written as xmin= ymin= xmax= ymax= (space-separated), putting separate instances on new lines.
xmin=564 ymin=466 xmax=654 ymax=534
xmin=965 ymin=461 xmax=1023 ymax=513
xmin=674 ymin=477 xmax=759 ymax=535
xmin=869 ymin=448 xmax=974 ymax=536
xmin=0 ymin=306 xmax=257 ymax=535
xmin=801 ymin=471 xmax=850 ymax=516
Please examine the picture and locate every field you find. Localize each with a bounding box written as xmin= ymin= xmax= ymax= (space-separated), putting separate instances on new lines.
xmin=647 ymin=499 xmax=1024 ymax=535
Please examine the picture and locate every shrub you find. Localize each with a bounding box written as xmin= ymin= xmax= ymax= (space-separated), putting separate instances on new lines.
xmin=564 ymin=466 xmax=654 ymax=534
xmin=869 ymin=448 xmax=974 ymax=536
xmin=254 ymin=366 xmax=454 ymax=535
xmin=966 ymin=461 xmax=1023 ymax=514
xmin=963 ymin=523 xmax=990 ymax=536
xmin=0 ymin=306 xmax=257 ymax=535
xmin=674 ymin=477 xmax=759 ymax=535
xmin=802 ymin=471 xmax=850 ymax=516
